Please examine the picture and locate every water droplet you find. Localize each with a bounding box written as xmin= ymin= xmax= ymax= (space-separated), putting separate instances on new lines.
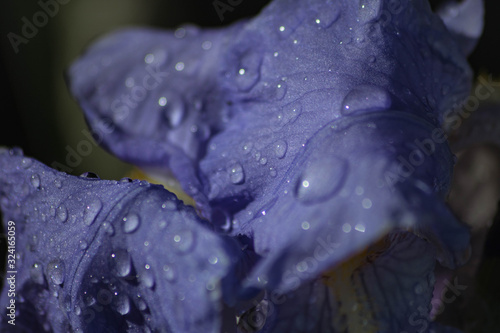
xmin=103 ymin=222 xmax=115 ymax=236
xmin=274 ymin=140 xmax=288 ymax=159
xmin=313 ymin=6 xmax=340 ymax=28
xmin=53 ymin=178 xmax=63 ymax=188
xmin=295 ymin=156 xmax=348 ymax=204
xmin=80 ymin=172 xmax=100 ymax=179
xmin=269 ymin=167 xmax=277 ymax=178
xmin=83 ymin=198 xmax=102 ymax=226
xmin=84 ymin=294 xmax=96 ymax=306
xmin=208 ymin=256 xmax=219 ymax=265
xmin=362 ymin=198 xmax=372 ymax=209
xmin=259 ymin=157 xmax=268 ymax=165
xmin=114 ymin=294 xmax=130 ymax=315
xmin=342 ymin=223 xmax=352 ymax=233
xmin=163 ymin=264 xmax=176 ymax=282
xmin=202 ymin=40 xmax=212 ymax=50
xmin=57 ymin=205 xmax=68 ymax=223
xmin=30 ymin=262 xmax=45 ymax=285
xmin=234 ymin=50 xmax=262 ymax=92
xmin=21 ymin=158 xmax=32 ymax=169
xmin=47 ymin=259 xmax=65 ymax=285
xmin=301 ymin=221 xmax=310 ymax=230
xmin=9 ymin=147 xmax=23 ymax=156
xmin=79 ymin=241 xmax=88 ymax=250
xmin=140 ymin=268 xmax=155 ymax=289
xmin=354 ymin=224 xmax=366 ymax=232
xmin=280 ymin=101 xmax=303 ymax=126
xmin=164 ymin=98 xmax=186 ymax=128
xmin=120 ymin=177 xmax=133 ymax=183
xmin=172 ymin=230 xmax=195 ymax=253
xmin=137 ymin=298 xmax=148 ymax=311
xmin=75 ymin=305 xmax=82 ymax=316
xmin=122 ymin=213 xmax=140 ymax=234
xmin=341 ymin=86 xmax=391 ymax=115
xmin=30 ymin=174 xmax=41 ymax=189
xmin=109 ymin=249 xmax=131 ymax=277
xmin=229 ymin=163 xmax=245 ymax=184
xmin=161 ymin=200 xmax=177 ymax=210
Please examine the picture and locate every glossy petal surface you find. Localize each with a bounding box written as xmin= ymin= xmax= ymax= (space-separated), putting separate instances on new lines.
xmin=0 ymin=149 xmax=238 ymax=333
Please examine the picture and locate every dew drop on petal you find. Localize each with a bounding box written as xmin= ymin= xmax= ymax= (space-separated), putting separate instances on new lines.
xmin=21 ymin=158 xmax=32 ymax=169
xmin=274 ymin=140 xmax=288 ymax=159
xmin=57 ymin=205 xmax=68 ymax=223
xmin=172 ymin=230 xmax=195 ymax=254
xmin=30 ymin=174 xmax=41 ymax=189
xmin=341 ymin=85 xmax=391 ymax=115
xmin=229 ymin=163 xmax=245 ymax=184
xmin=122 ymin=213 xmax=140 ymax=234
xmin=30 ymin=262 xmax=45 ymax=285
xmin=140 ymin=268 xmax=155 ymax=289
xmin=109 ymin=249 xmax=131 ymax=277
xmin=295 ymin=156 xmax=348 ymax=204
xmin=163 ymin=265 xmax=176 ymax=282
xmin=103 ymin=222 xmax=115 ymax=236
xmin=83 ymin=198 xmax=102 ymax=226
xmin=54 ymin=178 xmax=63 ymax=188
xmin=114 ymin=294 xmax=131 ymax=315
xmin=47 ymin=259 xmax=65 ymax=285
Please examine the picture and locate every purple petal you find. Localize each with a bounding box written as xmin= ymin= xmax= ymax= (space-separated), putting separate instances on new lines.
xmin=436 ymin=0 xmax=484 ymax=55
xmin=241 ymin=233 xmax=451 ymax=333
xmin=0 ymin=149 xmax=239 ymax=333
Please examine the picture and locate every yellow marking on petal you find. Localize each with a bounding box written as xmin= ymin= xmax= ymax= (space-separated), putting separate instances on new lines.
xmin=127 ymin=168 xmax=196 ymax=207
xmin=321 ymin=237 xmax=390 ymax=332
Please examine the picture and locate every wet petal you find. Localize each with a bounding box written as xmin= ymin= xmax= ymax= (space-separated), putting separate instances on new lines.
xmin=436 ymin=0 xmax=484 ymax=55
xmin=243 ymin=233 xmax=460 ymax=333
xmin=68 ymin=0 xmax=472 ymax=220
xmin=0 ymin=149 xmax=239 ymax=333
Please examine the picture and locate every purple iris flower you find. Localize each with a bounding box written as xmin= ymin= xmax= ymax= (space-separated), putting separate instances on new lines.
xmin=0 ymin=0 xmax=485 ymax=332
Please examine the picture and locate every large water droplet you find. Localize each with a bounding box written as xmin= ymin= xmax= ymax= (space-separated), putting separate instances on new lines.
xmin=172 ymin=230 xmax=195 ymax=253
xmin=83 ymin=198 xmax=102 ymax=226
xmin=30 ymin=174 xmax=41 ymax=189
xmin=295 ymin=156 xmax=349 ymax=204
xmin=137 ymin=298 xmax=148 ymax=311
xmin=140 ymin=267 xmax=155 ymax=289
xmin=229 ymin=163 xmax=245 ymax=184
xmin=122 ymin=213 xmax=140 ymax=234
xmin=113 ymin=294 xmax=130 ymax=315
xmin=274 ymin=140 xmax=288 ymax=159
xmin=47 ymin=259 xmax=65 ymax=285
xmin=164 ymin=98 xmax=186 ymax=128
xmin=109 ymin=249 xmax=131 ymax=277
xmin=30 ymin=262 xmax=45 ymax=285
xmin=57 ymin=205 xmax=68 ymax=223
xmin=21 ymin=158 xmax=33 ymax=169
xmin=163 ymin=264 xmax=176 ymax=282
xmin=341 ymin=86 xmax=391 ymax=115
